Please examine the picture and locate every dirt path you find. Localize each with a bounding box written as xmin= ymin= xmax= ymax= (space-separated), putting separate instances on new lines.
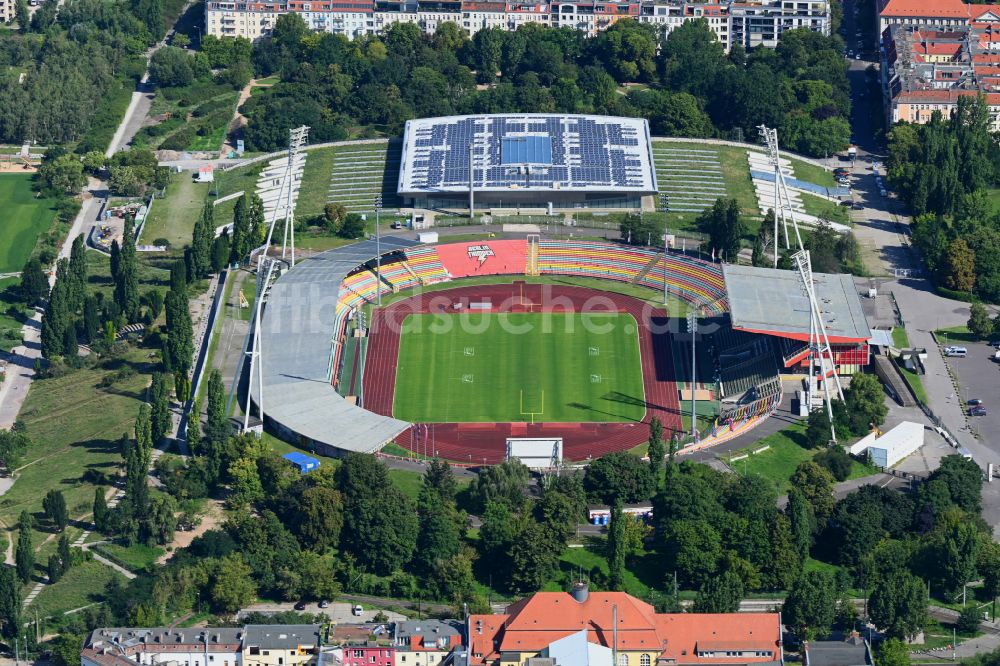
xmin=157 ymin=497 xmax=224 ymax=564
xmin=220 ymin=78 xmax=273 ymax=158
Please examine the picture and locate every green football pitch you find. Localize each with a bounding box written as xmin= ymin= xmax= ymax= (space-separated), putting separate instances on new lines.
xmin=0 ymin=174 xmax=58 ymax=274
xmin=392 ymin=312 xmax=646 ymax=423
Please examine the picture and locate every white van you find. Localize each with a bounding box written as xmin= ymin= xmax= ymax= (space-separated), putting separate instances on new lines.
xmin=945 ymin=346 xmax=968 ymax=357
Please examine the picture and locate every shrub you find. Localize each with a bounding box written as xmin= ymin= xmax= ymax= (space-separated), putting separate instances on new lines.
xmin=814 ymin=445 xmax=852 ymax=482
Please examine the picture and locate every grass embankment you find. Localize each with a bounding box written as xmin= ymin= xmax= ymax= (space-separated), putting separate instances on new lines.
xmin=141 ymin=173 xmax=213 ymax=249
xmin=891 ymin=327 xmax=929 ymax=403
xmin=393 ymin=312 xmax=646 ymax=423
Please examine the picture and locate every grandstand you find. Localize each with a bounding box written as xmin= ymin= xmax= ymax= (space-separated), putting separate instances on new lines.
xmin=252 ymin=237 xmax=871 ymax=461
xmin=397 ymin=114 xmax=657 ymax=211
xmin=652 ymin=143 xmax=729 ymax=214
xmin=327 ymin=141 xmax=402 ymax=214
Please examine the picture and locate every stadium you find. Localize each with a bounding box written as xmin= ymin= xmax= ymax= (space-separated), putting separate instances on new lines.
xmin=248 ymin=114 xmax=871 ymax=466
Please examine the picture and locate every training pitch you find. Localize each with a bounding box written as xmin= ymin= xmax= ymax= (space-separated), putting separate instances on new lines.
xmin=0 ymin=174 xmax=57 ymax=274
xmin=392 ymin=312 xmax=646 ymax=423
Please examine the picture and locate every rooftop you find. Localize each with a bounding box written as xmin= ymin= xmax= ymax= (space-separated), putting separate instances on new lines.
xmin=803 ymin=638 xmax=872 ymax=666
xmin=243 ymin=625 xmax=322 ymax=650
xmin=253 ymin=238 xmax=414 ymax=454
xmin=397 ymin=114 xmax=657 ymax=195
xmin=722 ymin=264 xmax=871 ymax=343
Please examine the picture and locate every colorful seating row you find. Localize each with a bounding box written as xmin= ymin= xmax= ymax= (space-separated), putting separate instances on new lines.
xmin=339 ymin=269 xmax=391 ymax=309
xmin=378 ymin=262 xmax=421 ymax=292
xmin=404 ymin=246 xmax=450 ymax=283
xmin=536 ymin=240 xmax=728 ymax=314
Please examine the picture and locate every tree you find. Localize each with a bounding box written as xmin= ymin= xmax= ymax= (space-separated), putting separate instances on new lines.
xmin=68 ymin=235 xmax=87 ymax=312
xmin=0 ymin=565 xmax=20 ymax=638
xmin=814 ymin=445 xmax=853 ymax=482
xmin=928 ymin=455 xmax=983 ymax=515
xmin=293 ymin=486 xmax=343 ymax=551
xmin=945 ymin=239 xmax=977 ymax=293
xmin=93 ymin=487 xmax=110 ymax=533
xmin=958 ymin=605 xmax=982 ymax=634
xmin=583 ymin=452 xmax=655 ymax=505
xmin=979 ymin=541 xmax=1000 ymax=619
xmin=790 ymin=461 xmax=836 ymax=529
xmin=150 ymin=373 xmax=172 ymax=445
xmin=228 ymin=456 xmax=264 ymax=509
xmin=187 ymin=398 xmax=202 ymax=454
xmin=647 ymin=417 xmax=665 ymax=475
xmin=15 ymin=511 xmax=33 ymax=583
xmin=662 ymin=519 xmax=721 ymax=588
xmin=469 ymin=458 xmax=530 ymax=511
xmin=969 ymin=302 xmax=994 ymax=339
xmin=14 ymin=0 xmax=29 ymax=31
xmin=869 ymin=571 xmax=927 ymax=640
xmin=43 ymin=489 xmax=69 ymax=531
xmin=115 ymin=217 xmax=140 ymax=321
xmin=933 ymin=521 xmax=981 ymax=596
xmin=230 ymin=196 xmax=252 ymax=265
xmin=209 ymin=554 xmax=257 ymax=613
xmin=205 ymin=369 xmax=230 ymax=447
xmin=338 ymin=454 xmax=418 ymax=574
xmin=190 ymin=204 xmax=214 ymax=279
xmin=38 ymin=154 xmax=86 ymax=194
xmin=41 ymin=260 xmax=71 ymax=358
xmin=608 ymin=501 xmax=626 ymax=591
xmin=693 ymin=566 xmax=744 ymax=613
xmin=843 ymin=372 xmax=888 ymax=436
xmin=414 ymin=500 xmax=461 ymax=577
xmin=19 ymin=257 xmax=48 ymax=305
xmin=211 ymin=232 xmax=230 ymax=273
xmin=507 ymin=520 xmax=559 ymax=594
xmin=150 ymin=47 xmax=196 ymax=87
xmin=877 ymin=639 xmax=911 ymax=666
xmin=47 ymin=554 xmax=64 ymax=583
xmin=782 ymin=570 xmax=837 ymax=640
xmin=698 ymin=198 xmax=745 ymax=261
xmin=339 ymin=213 xmax=366 ymax=239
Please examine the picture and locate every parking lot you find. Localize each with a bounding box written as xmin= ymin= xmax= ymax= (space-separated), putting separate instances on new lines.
xmin=941 ymin=340 xmax=1000 ymax=448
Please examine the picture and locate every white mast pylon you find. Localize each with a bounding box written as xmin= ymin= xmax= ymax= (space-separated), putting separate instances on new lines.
xmin=758 ymin=125 xmax=802 ymax=265
xmin=793 ymin=249 xmax=845 ymax=444
xmin=243 ymin=256 xmax=279 ymax=432
xmin=261 ymin=125 xmax=309 ymax=271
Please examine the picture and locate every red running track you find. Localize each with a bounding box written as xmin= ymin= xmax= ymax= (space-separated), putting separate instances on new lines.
xmin=362 ymin=282 xmax=681 ymax=464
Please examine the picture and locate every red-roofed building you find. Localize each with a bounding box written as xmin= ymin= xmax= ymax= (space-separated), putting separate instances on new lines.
xmin=467 ymin=585 xmax=782 ymax=666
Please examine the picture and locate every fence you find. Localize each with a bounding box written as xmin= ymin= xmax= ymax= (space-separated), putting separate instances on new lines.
xmin=179 ymin=269 xmax=228 ymax=440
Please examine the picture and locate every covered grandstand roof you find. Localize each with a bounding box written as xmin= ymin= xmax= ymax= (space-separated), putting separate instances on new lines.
xmin=252 ymin=238 xmax=414 ymax=454
xmin=398 ymin=114 xmax=657 ymax=195
xmin=722 ymin=264 xmax=871 ymax=343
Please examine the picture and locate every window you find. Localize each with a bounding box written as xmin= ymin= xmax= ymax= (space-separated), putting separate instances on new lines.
xmin=641 ymin=656 xmax=651 ymax=666
xmin=618 ymin=655 xmax=628 ymax=666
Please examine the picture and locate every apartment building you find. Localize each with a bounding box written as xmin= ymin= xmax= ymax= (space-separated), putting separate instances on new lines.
xmin=81 ymin=626 xmax=322 ymax=666
xmin=880 ymin=22 xmax=1000 ymax=132
xmin=878 ymin=0 xmax=1000 ymax=33
xmin=204 ymin=0 xmax=830 ymax=47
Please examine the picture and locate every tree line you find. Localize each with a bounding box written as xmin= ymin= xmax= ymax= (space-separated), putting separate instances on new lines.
xmin=240 ymin=17 xmax=850 ymax=156
xmin=888 ymin=95 xmax=1000 ymax=303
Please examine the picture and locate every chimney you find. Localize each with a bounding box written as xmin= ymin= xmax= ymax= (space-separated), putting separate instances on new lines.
xmin=570 ymin=581 xmax=589 ymax=603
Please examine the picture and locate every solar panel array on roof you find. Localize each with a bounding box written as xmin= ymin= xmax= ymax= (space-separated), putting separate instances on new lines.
xmin=398 ymin=114 xmax=656 ymax=194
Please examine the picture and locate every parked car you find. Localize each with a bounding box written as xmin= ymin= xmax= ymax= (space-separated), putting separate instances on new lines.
xmin=294 ymin=601 xmax=308 ymax=611
xmin=991 ymin=340 xmax=1000 ymax=348
xmin=352 ymin=604 xmax=364 ymax=616
xmin=970 ymin=406 xmax=987 ymax=417
xmin=319 ymin=600 xmax=330 ymax=608
xmin=968 ymin=398 xmax=984 ymax=406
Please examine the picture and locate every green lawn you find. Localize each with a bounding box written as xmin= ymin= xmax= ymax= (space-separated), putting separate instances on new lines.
xmin=899 ymin=363 xmax=929 ymax=404
xmin=141 ymin=173 xmax=213 ymax=249
xmin=800 ymin=192 xmax=849 ymax=225
xmin=393 ymin=312 xmax=646 ymax=423
xmin=0 ymin=277 xmax=30 ymax=352
xmin=94 ymin=542 xmax=164 ymax=571
xmin=4 ymin=346 xmax=157 ymax=562
xmin=892 ymin=327 xmax=909 ymax=348
xmin=31 ymin=559 xmax=125 ymax=619
xmin=542 ymin=539 xmax=660 ymax=599
xmin=790 ymin=160 xmax=837 ymax=188
xmin=0 ymin=173 xmax=59 ymax=273
xmin=937 ymin=325 xmax=981 ymax=344
xmin=295 ymin=146 xmax=339 ymax=221
xmin=727 ymin=423 xmax=879 ymax=492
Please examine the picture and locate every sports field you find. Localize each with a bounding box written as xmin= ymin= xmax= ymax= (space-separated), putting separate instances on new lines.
xmin=0 ymin=174 xmax=57 ymax=273
xmin=392 ymin=312 xmax=646 ymax=423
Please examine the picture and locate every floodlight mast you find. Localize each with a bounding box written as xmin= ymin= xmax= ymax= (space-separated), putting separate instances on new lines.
xmin=260 ymin=126 xmax=309 ymax=271
xmin=244 ymin=257 xmax=279 ymax=432
xmin=375 ymin=194 xmax=382 ymax=307
xmin=793 ymin=249 xmax=845 ymax=444
xmin=758 ymin=125 xmax=802 ymax=266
